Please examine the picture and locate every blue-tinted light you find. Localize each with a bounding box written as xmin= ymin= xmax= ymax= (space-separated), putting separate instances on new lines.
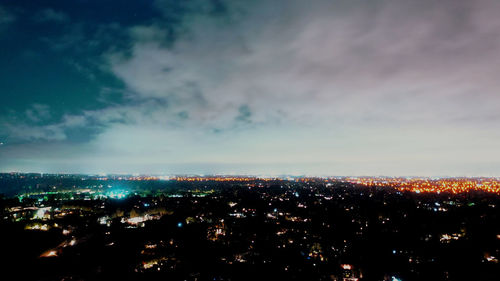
xmin=107 ymin=189 xmax=130 ymax=199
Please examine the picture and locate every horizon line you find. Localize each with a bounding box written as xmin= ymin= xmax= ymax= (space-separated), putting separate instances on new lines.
xmin=2 ymin=171 xmax=500 ymax=179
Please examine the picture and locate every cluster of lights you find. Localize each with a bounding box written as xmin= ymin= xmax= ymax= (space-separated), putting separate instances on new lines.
xmin=171 ymin=176 xmax=271 ymax=182
xmin=345 ymin=177 xmax=500 ymax=194
xmin=107 ymin=190 xmax=130 ymax=199
xmin=115 ymin=176 xmax=160 ymax=181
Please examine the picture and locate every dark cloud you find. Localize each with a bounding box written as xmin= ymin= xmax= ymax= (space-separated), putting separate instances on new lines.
xmin=34 ymin=8 xmax=69 ymax=23
xmin=0 ymin=5 xmax=16 ymax=28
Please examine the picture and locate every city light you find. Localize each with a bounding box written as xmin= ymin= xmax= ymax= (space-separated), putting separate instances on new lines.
xmin=3 ymin=173 xmax=500 ymax=280
xmin=106 ymin=189 xmax=130 ymax=199
xmin=344 ymin=177 xmax=500 ymax=194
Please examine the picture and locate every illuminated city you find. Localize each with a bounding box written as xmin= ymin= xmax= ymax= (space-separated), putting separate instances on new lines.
xmin=344 ymin=177 xmax=500 ymax=195
xmin=1 ymin=173 xmax=500 ymax=280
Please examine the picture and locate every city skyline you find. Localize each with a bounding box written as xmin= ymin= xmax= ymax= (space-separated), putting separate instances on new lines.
xmin=2 ymin=0 xmax=500 ymax=175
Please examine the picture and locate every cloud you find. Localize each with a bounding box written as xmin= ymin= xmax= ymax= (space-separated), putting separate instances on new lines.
xmin=34 ymin=8 xmax=69 ymax=23
xmin=0 ymin=104 xmax=63 ymax=142
xmin=1 ymin=104 xmax=90 ymax=143
xmin=25 ymin=104 xmax=51 ymax=123
xmin=0 ymin=5 xmax=16 ymax=28
xmin=3 ymin=0 xmax=500 ymax=175
xmin=108 ymin=0 xmax=500 ymax=130
xmin=5 ymin=124 xmax=67 ymax=142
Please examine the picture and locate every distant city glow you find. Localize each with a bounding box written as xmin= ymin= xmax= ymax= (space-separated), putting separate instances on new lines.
xmin=344 ymin=177 xmax=500 ymax=194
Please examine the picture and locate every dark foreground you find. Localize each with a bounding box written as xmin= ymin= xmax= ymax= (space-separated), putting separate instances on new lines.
xmin=1 ymin=175 xmax=499 ymax=281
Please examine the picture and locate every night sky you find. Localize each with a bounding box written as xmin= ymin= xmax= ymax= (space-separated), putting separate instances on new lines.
xmin=1 ymin=0 xmax=500 ymax=176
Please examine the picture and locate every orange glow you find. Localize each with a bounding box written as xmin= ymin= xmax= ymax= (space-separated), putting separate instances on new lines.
xmin=344 ymin=177 xmax=500 ymax=194
xmin=341 ymin=264 xmax=353 ymax=270
xmin=40 ymin=250 xmax=58 ymax=258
